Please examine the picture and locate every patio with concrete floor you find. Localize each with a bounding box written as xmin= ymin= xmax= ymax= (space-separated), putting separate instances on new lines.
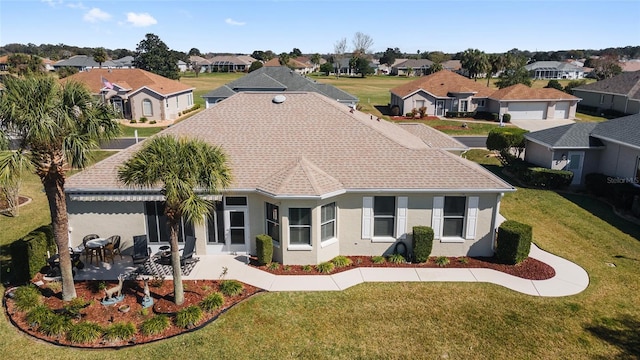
xmin=72 ymin=243 xmax=589 ymax=297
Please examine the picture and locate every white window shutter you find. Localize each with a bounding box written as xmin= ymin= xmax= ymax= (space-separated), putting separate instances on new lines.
xmin=432 ymin=196 xmax=444 ymax=239
xmin=396 ymin=197 xmax=408 ymax=239
xmin=362 ymin=197 xmax=373 ymax=239
xmin=466 ymin=196 xmax=479 ymax=240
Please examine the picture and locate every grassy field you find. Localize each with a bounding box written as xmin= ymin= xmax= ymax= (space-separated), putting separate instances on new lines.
xmin=1 ymin=148 xmax=639 ymax=358
xmin=180 ymin=72 xmax=244 ymax=108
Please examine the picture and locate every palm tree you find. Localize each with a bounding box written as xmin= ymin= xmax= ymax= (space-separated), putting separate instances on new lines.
xmin=487 ymin=54 xmax=507 ymax=87
xmin=461 ymin=48 xmax=489 ymax=81
xmin=117 ymin=135 xmax=231 ymax=305
xmin=0 ymin=75 xmax=120 ymax=301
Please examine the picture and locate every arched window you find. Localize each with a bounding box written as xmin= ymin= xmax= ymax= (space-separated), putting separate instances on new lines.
xmin=142 ymin=99 xmax=153 ymax=117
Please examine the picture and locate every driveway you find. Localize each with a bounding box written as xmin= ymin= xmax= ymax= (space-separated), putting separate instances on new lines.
xmin=510 ymin=119 xmax=575 ymax=132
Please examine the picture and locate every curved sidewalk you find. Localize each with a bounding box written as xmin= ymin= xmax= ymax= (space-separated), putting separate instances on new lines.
xmin=188 ymin=244 xmax=589 ymax=297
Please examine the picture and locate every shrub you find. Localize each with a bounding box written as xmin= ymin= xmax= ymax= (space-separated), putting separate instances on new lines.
xmin=255 ymin=234 xmax=273 ymax=265
xmin=219 ymin=280 xmax=243 ymax=297
xmin=10 ymin=224 xmax=56 ymax=283
xmin=390 ymin=104 xmax=400 ymax=116
xmin=458 ymin=257 xmax=469 ymax=264
xmin=486 ymin=127 xmax=528 ymax=165
xmin=371 ymin=255 xmax=386 ymax=264
xmin=522 ymin=167 xmax=573 ymax=189
xmin=585 ymin=173 xmax=609 ymax=197
xmin=149 ymin=275 xmax=165 ymax=287
xmin=90 ymin=281 xmax=107 ymax=293
xmin=473 ymin=111 xmax=498 ymax=121
xmin=267 ymin=262 xmax=280 ymax=271
xmin=12 ymin=285 xmax=42 ymax=311
xmin=502 ymin=113 xmax=511 ymax=123
xmin=496 ymin=220 xmax=532 ymax=265
xmin=200 ymin=292 xmax=224 ymax=312
xmin=67 ymin=321 xmax=103 ymax=343
xmin=418 ymin=106 xmax=427 ymax=118
xmin=129 ymin=119 xmax=137 ymax=124
xmin=104 ymin=322 xmax=136 ymax=342
xmin=302 ymin=265 xmax=313 ymax=272
xmin=47 ymin=280 xmax=62 ymax=293
xmin=26 ymin=305 xmax=54 ymax=328
xmin=39 ymin=313 xmax=71 ymax=337
xmin=149 ymin=120 xmax=157 ymax=124
xmin=445 ymin=111 xmax=476 ymax=118
xmin=387 ymin=253 xmax=405 ymax=264
xmin=139 ymin=117 xmax=148 ymax=123
xmin=565 ymin=79 xmax=588 ymax=95
xmin=175 ymin=305 xmax=203 ymax=329
xmin=412 ymin=226 xmax=434 ymax=263
xmin=140 ymin=315 xmax=170 ymax=336
xmin=545 ymin=79 xmax=564 ymax=91
xmin=316 ymin=261 xmax=335 ymax=274
xmin=63 ymin=297 xmax=90 ymax=318
xmin=435 ymin=256 xmax=450 ymax=267
xmin=331 ymin=255 xmax=353 ymax=268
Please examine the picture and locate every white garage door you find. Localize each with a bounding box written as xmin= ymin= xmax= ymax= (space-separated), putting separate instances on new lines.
xmin=554 ymin=102 xmax=570 ymax=119
xmin=507 ymin=102 xmax=548 ymax=120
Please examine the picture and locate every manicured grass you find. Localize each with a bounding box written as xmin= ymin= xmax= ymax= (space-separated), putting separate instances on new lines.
xmin=180 ymin=72 xmax=244 ymax=108
xmin=484 ymin=78 xmax=596 ymax=89
xmin=393 ymin=118 xmax=509 ymax=136
xmin=462 ymin=149 xmax=502 ymax=166
xmin=119 ymin=124 xmax=167 ymax=138
xmin=575 ymin=111 xmax=608 ymax=122
xmin=2 ymin=157 xmax=639 ymax=358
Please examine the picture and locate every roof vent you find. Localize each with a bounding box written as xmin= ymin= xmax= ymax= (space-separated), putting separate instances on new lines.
xmin=272 ymin=95 xmax=286 ymax=104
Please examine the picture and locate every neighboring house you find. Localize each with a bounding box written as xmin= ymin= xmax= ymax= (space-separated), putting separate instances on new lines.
xmin=54 ymin=55 xmax=116 ymax=71
xmin=572 ymin=71 xmax=640 ymax=115
xmin=177 ymin=60 xmax=188 ymax=72
xmin=391 ymin=59 xmax=434 ymax=76
xmin=65 ymin=91 xmax=514 ymax=265
xmin=189 ymin=55 xmax=211 ymax=71
xmin=42 ymin=58 xmax=56 ymax=72
xmin=390 ymin=70 xmax=580 ymax=120
xmin=525 ymin=61 xmax=585 ymax=80
xmin=488 ymin=84 xmax=580 ymax=120
xmin=442 ymin=60 xmax=462 ymax=72
xmin=524 ymin=114 xmax=640 ymax=186
xmin=0 ymin=55 xmax=9 ymax=71
xmin=264 ymin=57 xmax=313 ymax=74
xmin=112 ymin=56 xmax=134 ymax=69
xmin=389 ymin=70 xmax=496 ymax=116
xmin=207 ymin=55 xmax=256 ymax=72
xmin=202 ymin=66 xmax=358 ymax=108
xmin=620 ymin=59 xmax=640 ymax=72
xmin=61 ymin=68 xmax=194 ymax=121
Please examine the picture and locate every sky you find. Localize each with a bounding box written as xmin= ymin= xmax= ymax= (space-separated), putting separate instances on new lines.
xmin=1 ymin=0 xmax=639 ymax=55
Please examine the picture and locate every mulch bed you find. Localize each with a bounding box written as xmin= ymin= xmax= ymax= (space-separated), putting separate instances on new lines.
xmin=251 ymin=255 xmax=555 ymax=280
xmin=0 ymin=195 xmax=30 ymax=214
xmin=4 ymin=277 xmax=261 ymax=348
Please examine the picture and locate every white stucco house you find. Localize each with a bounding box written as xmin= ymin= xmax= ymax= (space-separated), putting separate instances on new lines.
xmin=66 ymin=92 xmax=515 ymax=265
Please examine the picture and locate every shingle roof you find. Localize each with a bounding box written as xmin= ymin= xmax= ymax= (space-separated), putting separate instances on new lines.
xmin=490 ymin=84 xmax=580 ymax=101
xmin=60 ymin=68 xmax=193 ymax=96
xmin=202 ymin=67 xmax=358 ymax=102
xmin=396 ymin=123 xmax=468 ymax=150
xmin=390 ymin=70 xmax=495 ymax=98
xmin=54 ymin=55 xmax=116 ymax=68
xmin=525 ymin=61 xmax=583 ymax=71
xmin=591 ymin=113 xmax=640 ymax=149
xmin=67 ymin=92 xmax=513 ymax=196
xmin=394 ymin=59 xmax=434 ymax=69
xmin=573 ymin=71 xmax=640 ymax=100
xmin=524 ymin=123 xmax=603 ymax=148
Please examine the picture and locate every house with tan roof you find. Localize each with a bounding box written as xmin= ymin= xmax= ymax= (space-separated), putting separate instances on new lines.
xmin=390 ymin=70 xmax=581 ymax=120
xmin=65 ymin=92 xmax=514 ymax=265
xmin=0 ymin=55 xmax=9 ymax=71
xmin=61 ymin=68 xmax=194 ymax=121
xmin=264 ymin=57 xmax=314 ymax=74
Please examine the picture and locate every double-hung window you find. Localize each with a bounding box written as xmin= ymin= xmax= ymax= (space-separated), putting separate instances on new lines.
xmin=443 ymin=197 xmax=466 ymax=237
xmin=266 ymin=203 xmax=280 ymax=245
xmin=289 ymin=208 xmax=311 ymax=246
xmin=321 ymin=202 xmax=336 ymax=242
xmin=432 ymin=196 xmax=479 ymax=241
xmin=460 ymin=100 xmax=468 ymax=112
xmin=373 ymin=196 xmax=395 ymax=237
xmin=142 ymin=99 xmax=153 ymax=117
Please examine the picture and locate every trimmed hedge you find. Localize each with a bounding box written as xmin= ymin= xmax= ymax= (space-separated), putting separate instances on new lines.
xmin=473 ymin=111 xmax=499 ymax=121
xmin=521 ymin=167 xmax=574 ymax=189
xmin=496 ymin=220 xmax=532 ymax=265
xmin=412 ymin=226 xmax=434 ymax=263
xmin=255 ymin=234 xmax=273 ymax=265
xmin=502 ymin=113 xmax=511 ymax=123
xmin=10 ymin=225 xmax=56 ymax=283
xmin=445 ymin=111 xmax=476 ymax=118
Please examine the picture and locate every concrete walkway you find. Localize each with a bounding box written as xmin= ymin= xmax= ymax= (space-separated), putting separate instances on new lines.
xmin=73 ymin=244 xmax=589 ymax=297
xmin=511 ymin=119 xmax=575 ymax=132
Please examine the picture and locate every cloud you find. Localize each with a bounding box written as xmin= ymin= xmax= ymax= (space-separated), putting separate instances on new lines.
xmin=66 ymin=2 xmax=86 ymax=9
xmin=126 ymin=12 xmax=158 ymax=27
xmin=42 ymin=0 xmax=63 ymax=7
xmin=83 ymin=8 xmax=111 ymax=22
xmin=225 ymin=18 xmax=246 ymax=26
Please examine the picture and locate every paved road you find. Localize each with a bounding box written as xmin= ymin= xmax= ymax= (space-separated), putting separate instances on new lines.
xmin=8 ymin=138 xmax=145 ymax=150
xmin=453 ymin=136 xmax=487 ymax=148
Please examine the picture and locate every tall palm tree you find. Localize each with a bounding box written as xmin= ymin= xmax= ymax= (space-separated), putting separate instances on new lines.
xmin=487 ymin=54 xmax=507 ymax=87
xmin=117 ymin=135 xmax=231 ymax=305
xmin=461 ymin=48 xmax=489 ymax=81
xmin=0 ymin=75 xmax=120 ymax=301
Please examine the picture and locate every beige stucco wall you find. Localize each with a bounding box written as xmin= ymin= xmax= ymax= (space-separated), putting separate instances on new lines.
xmin=67 ymin=199 xmax=146 ymax=255
xmin=164 ymin=91 xmax=194 ymax=120
xmin=598 ymin=141 xmax=640 ymax=180
xmin=130 ymin=90 xmax=164 ymax=121
xmin=573 ymin=90 xmax=638 ymax=114
xmin=524 ymin=141 xmax=553 ymax=168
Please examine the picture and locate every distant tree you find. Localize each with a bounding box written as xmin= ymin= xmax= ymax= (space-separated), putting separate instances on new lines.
xmin=352 ymin=32 xmax=374 ymax=56
xmin=319 ymin=62 xmax=333 ymax=75
xmin=427 ymin=62 xmax=443 ymax=74
xmin=590 ymin=55 xmax=622 ymax=80
xmin=496 ymin=54 xmax=532 ymax=89
xmin=133 ymin=33 xmax=180 ymax=80
xmin=277 ymin=53 xmax=291 ymax=68
xmin=112 ymin=48 xmax=133 ymax=59
xmin=92 ymin=47 xmax=107 ymax=68
xmin=380 ymin=47 xmax=402 ymax=67
xmin=566 ymin=50 xmax=584 ymax=59
xmin=263 ymin=50 xmax=275 ymax=61
xmin=56 ymin=66 xmax=79 ymax=79
xmin=251 ymin=50 xmax=266 ymax=61
xmin=248 ymin=61 xmax=263 ymax=73
xmin=192 ymin=63 xmax=202 ymax=77
xmin=188 ymin=48 xmax=202 ymax=57
xmin=289 ymin=48 xmax=302 ymax=57
xmin=544 ymin=79 xmax=564 ymax=91
xmin=426 ymin=51 xmax=450 ymax=64
xmin=486 ymin=53 xmax=507 ymax=86
xmin=460 ymin=48 xmax=489 ymax=81
xmin=564 ymin=79 xmax=588 ymax=95
xmin=350 ymin=56 xmax=374 ymax=78
xmin=7 ymin=53 xmax=45 ymax=75
xmin=310 ymin=53 xmax=321 ymax=66
xmin=333 ymin=38 xmax=347 ymax=77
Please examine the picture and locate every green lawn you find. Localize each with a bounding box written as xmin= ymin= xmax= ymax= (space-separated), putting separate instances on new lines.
xmin=119 ymin=124 xmax=168 ymax=138
xmin=1 ymin=149 xmax=639 ymax=358
xmin=575 ymin=111 xmax=608 ymax=122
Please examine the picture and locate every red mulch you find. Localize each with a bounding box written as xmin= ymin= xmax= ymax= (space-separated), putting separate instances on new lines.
xmin=251 ymin=255 xmax=555 ymax=280
xmin=391 ymin=116 xmax=441 ymax=121
xmin=0 ymin=195 xmax=30 ymax=213
xmin=4 ymin=278 xmax=261 ymax=348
